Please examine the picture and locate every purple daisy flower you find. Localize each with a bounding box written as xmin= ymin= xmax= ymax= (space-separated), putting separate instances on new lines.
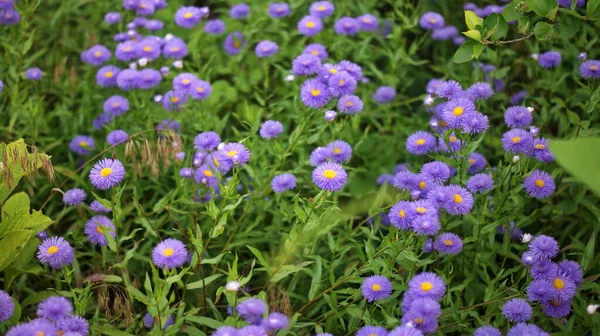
xmin=215 ymin=142 xmax=251 ymax=169
xmin=541 ymin=299 xmax=571 ymax=318
xmin=292 ymin=54 xmax=322 ymax=76
xmin=461 ymin=112 xmax=489 ymax=134
xmin=434 ymin=80 xmax=462 ymax=99
xmin=213 ymin=326 xmax=238 ymax=336
xmin=580 ymin=60 xmax=600 ymax=79
xmin=162 ymin=90 xmax=189 ymax=112
xmin=466 ymin=174 xmax=494 ymax=193
xmin=407 ymin=199 xmax=437 ymax=219
xmin=25 ymin=67 xmax=43 ymax=80
xmin=0 ymin=8 xmax=21 ymax=25
xmin=510 ymin=90 xmax=528 ymax=104
xmin=263 ymin=312 xmax=289 ymax=330
xmin=27 ymin=319 xmax=60 ymax=335
xmin=230 ymin=3 xmax=250 ymax=19
xmin=298 ymin=16 xmax=323 ymax=37
xmin=194 ymin=165 xmax=219 ymax=187
xmin=145 ymin=19 xmax=164 ymax=31
xmin=223 ymin=32 xmax=246 ymax=56
xmin=63 ymin=188 xmax=86 ymax=206
xmin=426 ymin=185 xmax=451 ymax=208
xmin=530 ymin=260 xmax=559 ymax=280
xmin=107 ymin=129 xmax=129 ymax=145
xmin=180 ymin=168 xmax=194 ymax=178
xmin=82 ymin=45 xmax=111 ymax=66
xmin=271 ymin=173 xmax=297 ymax=193
xmin=558 ymin=260 xmax=583 ymax=287
xmin=89 ymin=158 xmax=126 ymax=190
xmin=137 ymin=38 xmax=161 ymax=60
xmin=467 ymin=82 xmax=494 ymax=101
xmin=173 ymin=73 xmax=198 ymax=92
xmin=190 ymin=79 xmax=212 ymax=100
xmin=116 ymin=69 xmax=140 ymax=91
xmin=389 ymin=201 xmax=412 ymax=230
xmin=377 ymin=174 xmax=395 ymax=185
xmin=115 ymin=41 xmax=138 ymax=61
xmin=310 ymin=1 xmax=334 ymax=17
xmin=175 ymin=6 xmax=202 ymax=28
xmin=326 ymin=140 xmax=352 ymax=163
xmin=194 ymin=132 xmax=221 ymax=151
xmin=136 ymin=0 xmax=155 ymax=16
xmin=443 ymin=185 xmax=474 ymax=215
xmin=388 ymin=327 xmax=424 ymax=336
xmin=467 ymin=152 xmax=486 ymax=174
xmin=204 ymin=19 xmax=226 ymax=34
xmin=84 ymin=215 xmax=116 ymax=246
xmin=502 ymin=129 xmax=533 ymax=154
xmin=143 ymin=314 xmax=174 ymax=329
xmin=419 ymin=12 xmax=444 ymax=30
xmin=0 ymin=290 xmax=15 ymax=323
xmin=433 ymin=232 xmax=463 ymax=255
xmin=420 ymin=161 xmax=451 ymax=184
xmin=411 ymin=214 xmax=440 ymax=236
xmin=547 ymin=271 xmax=577 ymax=302
xmin=373 ymin=86 xmax=396 ymax=104
xmin=37 ymin=296 xmax=73 ymax=321
xmin=236 ymin=326 xmax=267 ymax=336
xmin=357 ymin=326 xmax=387 ymax=336
xmin=138 ymin=69 xmax=162 ymax=89
xmin=539 ymin=51 xmax=561 ymax=68
xmin=317 ymin=63 xmax=343 ymax=82
xmin=268 ymin=3 xmax=290 ymax=18
xmin=301 ymin=79 xmax=331 ymax=108
xmin=401 ymin=298 xmax=441 ymax=334
xmin=338 ymin=60 xmax=363 ymax=80
xmin=104 ymin=12 xmax=121 ymax=24
xmin=531 ymin=137 xmax=551 ymax=161
xmin=505 ymin=106 xmax=533 ymax=128
xmin=502 ymin=298 xmax=532 ymax=322
xmin=474 ymin=326 xmax=502 ymax=336
xmin=260 ymin=120 xmax=284 ymax=139
xmin=324 ymin=110 xmax=337 ymax=121
xmin=426 ymin=79 xmax=444 ymax=94
xmin=328 ymin=71 xmax=357 ymax=97
xmin=357 ymin=14 xmax=378 ymax=31
xmin=90 ymin=200 xmax=112 ymax=213
xmin=406 ymin=131 xmax=436 ymax=155
xmin=408 ymin=272 xmax=446 ymax=300
xmin=335 ymin=17 xmax=359 ymax=35
xmin=337 ymin=94 xmax=363 ymax=114
xmin=529 ymin=235 xmax=559 ymax=259
xmin=69 ymin=135 xmax=95 ymax=155
xmin=361 ymin=275 xmax=392 ymax=302
xmin=104 ymin=95 xmax=129 ymax=116
xmin=309 ymin=147 xmax=330 ymax=166
xmin=152 ymin=238 xmax=188 ymax=269
xmin=255 ymin=40 xmax=279 ymax=57
xmin=526 ymin=279 xmax=553 ymax=302
xmin=432 ymin=26 xmax=458 ymax=40
xmin=393 ymin=171 xmax=418 ymax=191
xmin=523 ymin=170 xmax=555 ymax=199
xmin=441 ymin=98 xmax=476 ymax=128
xmin=163 ymin=38 xmax=189 ymax=58
xmin=312 ymin=162 xmax=347 ymax=191
xmin=303 ymin=43 xmax=328 ymax=62
xmin=237 ymin=297 xmax=267 ymax=319
xmin=57 ymin=315 xmax=89 ymax=335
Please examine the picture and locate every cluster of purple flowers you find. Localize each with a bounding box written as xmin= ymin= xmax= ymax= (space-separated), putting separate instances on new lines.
xmin=0 ymin=0 xmax=20 ymax=25
xmin=295 ymin=2 xmax=380 ymax=37
xmin=309 ymin=140 xmax=352 ymax=191
xmin=209 ymin=297 xmax=289 ymax=336
xmin=418 ymin=12 xmax=463 ymax=45
xmin=6 ymin=296 xmax=89 ymax=335
xmin=463 ymin=2 xmax=507 ymax=18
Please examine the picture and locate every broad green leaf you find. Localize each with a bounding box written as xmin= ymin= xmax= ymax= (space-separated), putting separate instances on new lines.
xmin=533 ymin=22 xmax=554 ymax=40
xmin=465 ymin=10 xmax=483 ymax=30
xmin=588 ymin=0 xmax=600 ymax=20
xmin=527 ymin=0 xmax=558 ymax=20
xmin=483 ymin=14 xmax=508 ymax=41
xmin=549 ymin=137 xmax=600 ymax=196
xmin=556 ymin=15 xmax=580 ymax=38
xmin=463 ymin=29 xmax=482 ymax=41
xmin=453 ymin=41 xmax=478 ymax=64
xmin=502 ymin=0 xmax=522 ymax=22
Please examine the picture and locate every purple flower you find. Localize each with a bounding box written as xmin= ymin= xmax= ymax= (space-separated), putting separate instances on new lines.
xmin=324 ymin=110 xmax=337 ymax=121
xmin=389 ymin=201 xmax=412 ymax=230
xmin=310 ymin=1 xmax=334 ymax=17
xmin=25 ymin=67 xmax=42 ymax=80
xmin=328 ymin=71 xmax=356 ymax=97
xmin=89 ymin=158 xmax=126 ymax=190
xmin=434 ymin=80 xmax=462 ymax=99
xmin=529 ymin=235 xmax=559 ymax=259
xmin=442 ymin=185 xmax=473 ymax=215
xmin=420 ymin=161 xmax=451 ymax=184
xmin=82 ymin=45 xmax=111 ymax=66
xmin=190 ymin=79 xmax=212 ymax=101
xmin=70 ymin=135 xmax=95 ymax=155
xmin=467 ymin=152 xmax=486 ymax=174
xmin=461 ymin=112 xmax=489 ymax=134
xmin=547 ymin=270 xmax=577 ymax=302
xmin=175 ymin=6 xmax=202 ymax=28
xmin=361 ymin=275 xmax=392 ymax=302
xmin=162 ymin=90 xmax=189 ymax=112
xmin=37 ymin=296 xmax=73 ymax=322
xmin=237 ymin=298 xmax=267 ymax=318
xmin=204 ymin=19 xmax=226 ymax=34
xmin=138 ymin=69 xmax=162 ymax=89
xmin=255 ymin=40 xmax=279 ymax=57
xmin=580 ymin=60 xmax=600 ymax=79
xmin=309 ymin=147 xmax=329 ymax=166
xmin=116 ymin=69 xmax=140 ymax=91
xmin=502 ymin=129 xmax=533 ymax=154
xmin=526 ymin=279 xmax=553 ymax=302
xmin=406 ymin=131 xmax=436 ymax=155
xmin=558 ymin=260 xmax=583 ymax=287
xmin=303 ymin=43 xmax=328 ymax=61
xmin=541 ymin=299 xmax=571 ymax=318
xmin=115 ymin=41 xmax=137 ymax=61
xmin=335 ymin=17 xmax=359 ymax=35
xmin=524 ymin=170 xmax=555 ymax=199
xmin=432 ymin=26 xmax=458 ymax=40
xmin=57 ymin=316 xmax=89 ymax=335
xmin=419 ymin=12 xmax=444 ymax=30
xmin=215 ymin=142 xmax=251 ymax=169
xmin=90 ymin=200 xmax=111 ymax=213
xmin=441 ymin=98 xmax=475 ymax=128
xmin=271 ymin=174 xmax=297 ymax=193
xmin=0 ymin=8 xmax=20 ymax=25
xmin=466 ymin=174 xmax=494 ymax=193
xmin=163 ymin=38 xmax=189 ymax=58
xmin=337 ymin=94 xmax=363 ymax=114
xmin=152 ymin=238 xmax=188 ymax=269
xmin=96 ymin=65 xmax=120 ymax=87
xmin=408 ymin=272 xmax=446 ymax=300
xmin=326 ymin=140 xmax=352 ymax=163
xmin=260 ymin=120 xmax=284 ymax=139
xmin=213 ymin=326 xmax=238 ymax=336
xmin=180 ymin=168 xmax=194 ymax=178
xmin=373 ymin=86 xmax=396 ymax=104
xmin=143 ymin=313 xmax=174 ymax=329
xmin=292 ymin=54 xmax=322 ymax=76
xmin=262 ymin=312 xmax=288 ymax=330
xmin=357 ymin=14 xmax=378 ymax=31
xmin=312 ymin=162 xmax=347 ymax=191
xmin=145 ymin=19 xmax=164 ymax=31
xmin=84 ymin=215 xmax=116 ymax=246
xmin=453 ymin=36 xmax=466 ymax=45
xmin=194 ymin=132 xmax=221 ymax=151
xmin=63 ymin=188 xmax=86 ymax=206
xmin=297 ymin=16 xmax=323 ymax=37
xmin=393 ymin=171 xmax=417 ymax=191
xmin=530 ymin=260 xmax=559 ymax=280
xmin=231 ymin=3 xmax=250 ymax=19
xmin=104 ymin=12 xmax=121 ymax=24
xmin=104 ymin=96 xmax=129 ymax=116
xmin=0 ymin=290 xmax=14 ymax=323
xmin=338 ymin=60 xmax=363 ymax=80
xmin=502 ymin=298 xmax=532 ymax=322
xmin=388 ymin=327 xmax=424 ymax=336
xmin=236 ymin=326 xmax=267 ymax=336
xmin=433 ymin=232 xmax=463 ymax=255
xmin=173 ymin=73 xmax=198 ymax=92
xmin=357 ymin=326 xmax=387 ymax=336
xmin=224 ymin=32 xmax=246 ymax=55
xmin=137 ymin=38 xmax=161 ymax=60
xmin=301 ymin=79 xmax=331 ymax=108
xmin=539 ymin=51 xmax=561 ymax=68
xmin=401 ymin=298 xmax=441 ymax=334
xmin=467 ymin=82 xmax=494 ymax=101
xmin=505 ymin=106 xmax=532 ymax=128
xmin=107 ymin=130 xmax=129 ymax=146
xmin=511 ymin=90 xmax=528 ymax=104
xmin=268 ymin=3 xmax=290 ymax=18
xmin=474 ymin=326 xmax=502 ymax=336
xmin=558 ymin=0 xmax=586 ymax=7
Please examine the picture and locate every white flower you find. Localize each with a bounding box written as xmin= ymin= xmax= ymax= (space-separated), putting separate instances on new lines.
xmin=527 ymin=106 xmax=534 ymax=113
xmin=165 ymin=33 xmax=174 ymax=41
xmin=153 ymin=95 xmax=163 ymax=103
xmin=173 ymin=60 xmax=183 ymax=69
xmin=587 ymin=304 xmax=599 ymax=315
xmin=138 ymin=58 xmax=149 ymax=67
xmin=217 ymin=143 xmax=225 ymax=150
xmin=129 ymin=62 xmax=137 ymax=70
xmin=512 ymin=155 xmax=520 ymax=163
xmin=531 ymin=53 xmax=539 ymax=60
xmin=225 ymin=281 xmax=241 ymax=292
xmin=429 ymin=119 xmax=438 ymax=128
xmin=423 ymin=94 xmax=434 ymax=107
xmin=284 ymin=74 xmax=295 ymax=82
xmin=520 ymin=233 xmax=533 ymax=243
xmin=127 ymin=29 xmax=136 ymax=37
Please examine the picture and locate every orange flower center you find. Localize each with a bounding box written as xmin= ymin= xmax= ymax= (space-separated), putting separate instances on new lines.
xmin=535 ymin=179 xmax=545 ymax=187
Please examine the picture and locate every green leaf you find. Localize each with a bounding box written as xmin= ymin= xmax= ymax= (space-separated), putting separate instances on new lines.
xmin=186 ymin=274 xmax=223 ymax=289
xmin=483 ymin=13 xmax=508 ymax=41
xmin=463 ymin=29 xmax=482 ymax=41
xmin=185 ymin=316 xmax=224 ymax=329
xmin=453 ymin=41 xmax=477 ymax=64
xmin=549 ymin=137 xmax=600 ymax=196
xmin=556 ymin=15 xmax=580 ymax=38
xmin=533 ymin=22 xmax=554 ymax=40
xmin=247 ymin=245 xmax=271 ymax=270
xmin=92 ymin=192 xmax=112 ymax=210
xmin=582 ymin=231 xmax=596 ymax=271
xmin=201 ymin=252 xmax=229 ymax=265
xmin=518 ymin=17 xmax=531 ymax=34
xmin=502 ymin=0 xmax=522 ymax=22
xmin=270 ymin=262 xmax=312 ymax=283
xmin=97 ymin=326 xmax=135 ymax=336
xmin=588 ymin=0 xmax=600 ymax=20
xmin=465 ymin=10 xmax=483 ymax=30
xmin=209 ymin=212 xmax=228 ymax=238
xmin=527 ymin=0 xmax=559 ymax=20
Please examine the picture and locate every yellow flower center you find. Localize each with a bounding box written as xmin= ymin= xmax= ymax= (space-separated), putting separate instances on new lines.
xmin=94 ymin=51 xmax=101 ymax=57
xmin=37 ymin=332 xmax=45 ymax=336
xmin=428 ymin=18 xmax=436 ymax=23
xmin=449 ymin=136 xmax=458 ymax=143
xmin=184 ymin=12 xmax=193 ymax=18
xmin=100 ymin=167 xmax=113 ymax=177
xmin=163 ymin=248 xmax=174 ymax=256
xmin=414 ymin=318 xmax=424 ymax=324
xmin=323 ymin=169 xmax=337 ymax=179
xmin=338 ymin=79 xmax=345 ymax=86
xmin=415 ymin=139 xmax=425 ymax=145
xmin=371 ymin=284 xmax=381 ymax=291
xmin=47 ymin=246 xmax=59 ymax=254
xmin=171 ymin=96 xmax=179 ymax=103
xmin=553 ymin=278 xmax=565 ymax=290
xmin=329 ymin=68 xmax=338 ymax=74
xmin=333 ymin=148 xmax=342 ymax=154
xmin=311 ymin=89 xmax=321 ymax=96
xmin=203 ymin=170 xmax=213 ymax=177
xmin=363 ymin=18 xmax=372 ymax=23
xmin=590 ymin=65 xmax=598 ymax=71
xmin=233 ymin=41 xmax=241 ymax=48
xmin=306 ymin=21 xmax=315 ymax=28
xmin=399 ymin=209 xmax=405 ymax=218
xmin=79 ymin=141 xmax=88 ymax=147
xmin=468 ymin=158 xmax=475 ymax=164
xmin=453 ymin=194 xmax=462 ymax=204
xmin=535 ymin=179 xmax=545 ymax=187
xmin=171 ymin=47 xmax=180 ymax=52
xmin=550 ymin=300 xmax=561 ymax=306
xmin=140 ymin=3 xmax=146 ymax=8
xmin=317 ymin=5 xmax=325 ymax=11
xmin=440 ymin=120 xmax=448 ymax=127
xmin=197 ymin=87 xmax=204 ymax=92
xmin=416 ymin=207 xmax=426 ymax=214
xmin=345 ymin=101 xmax=353 ymax=106
xmin=452 ymin=107 xmax=464 ymax=116
xmin=512 ymin=136 xmax=521 ymax=143
xmin=311 ymin=50 xmax=318 ymax=55
xmin=58 ymin=331 xmax=64 ymax=336
xmin=105 ymin=71 xmax=113 ymax=78
xmin=182 ymin=79 xmax=190 ymax=84
xmin=112 ymin=103 xmax=120 ymax=108
xmin=227 ymin=150 xmax=238 ymax=157
xmin=444 ymin=239 xmax=453 ymax=246
xmin=418 ymin=181 xmax=426 ymax=189
xmin=96 ymin=225 xmax=104 ymax=234
xmin=420 ymin=282 xmax=433 ymax=291
xmin=124 ymin=46 xmax=132 ymax=52
xmin=144 ymin=46 xmax=152 ymax=52
xmin=534 ymin=144 xmax=545 ymax=149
